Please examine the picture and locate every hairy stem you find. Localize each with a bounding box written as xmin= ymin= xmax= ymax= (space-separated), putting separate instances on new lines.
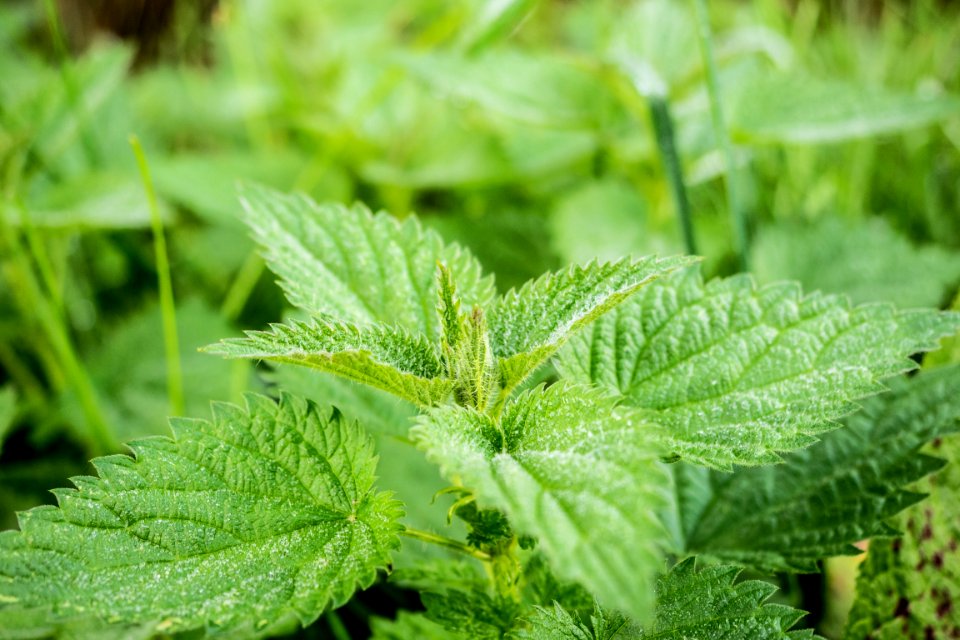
xmin=401 ymin=527 xmax=492 ymax=561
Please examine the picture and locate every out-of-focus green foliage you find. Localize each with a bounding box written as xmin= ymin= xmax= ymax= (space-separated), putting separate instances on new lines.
xmin=753 ymin=217 xmax=960 ymax=308
xmin=0 ymin=0 xmax=958 ymax=637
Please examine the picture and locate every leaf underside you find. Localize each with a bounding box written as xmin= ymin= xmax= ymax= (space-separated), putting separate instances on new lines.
xmin=0 ymin=394 xmax=402 ymax=636
xmin=412 ymin=383 xmax=669 ymax=622
xmin=672 ymin=363 xmax=960 ymax=572
xmin=559 ymin=268 xmax=960 ymax=469
xmin=238 ymin=184 xmax=494 ymax=340
xmin=206 ymin=318 xmax=452 ymax=407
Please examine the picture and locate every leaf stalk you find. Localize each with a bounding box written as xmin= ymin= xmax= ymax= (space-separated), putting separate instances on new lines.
xmin=130 ymin=135 xmax=184 ymax=417
xmin=400 ymin=527 xmax=492 ymax=561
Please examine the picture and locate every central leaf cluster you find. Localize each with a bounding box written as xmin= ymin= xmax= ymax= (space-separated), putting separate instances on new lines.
xmin=208 ymin=186 xmax=692 ymax=418
xmin=204 ymin=185 xmax=959 ymax=626
xmin=7 ymin=185 xmax=956 ymax=638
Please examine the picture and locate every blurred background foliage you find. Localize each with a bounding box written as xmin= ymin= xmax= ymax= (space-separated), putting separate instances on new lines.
xmin=0 ymin=0 xmax=958 ymax=637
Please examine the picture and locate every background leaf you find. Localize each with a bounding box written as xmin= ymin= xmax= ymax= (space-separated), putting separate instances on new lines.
xmin=731 ymin=74 xmax=960 ymax=144
xmin=752 ymin=217 xmax=960 ymax=308
xmin=668 ymin=363 xmax=960 ymax=571
xmin=59 ymin=298 xmax=250 ymax=443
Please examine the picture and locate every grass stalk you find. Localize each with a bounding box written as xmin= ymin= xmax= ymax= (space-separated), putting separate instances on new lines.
xmin=0 ymin=207 xmax=115 ymax=454
xmin=692 ymin=0 xmax=749 ymax=270
xmin=17 ymin=205 xmax=64 ymax=315
xmin=130 ymin=135 xmax=184 ymax=417
xmin=220 ymin=251 xmax=264 ymax=321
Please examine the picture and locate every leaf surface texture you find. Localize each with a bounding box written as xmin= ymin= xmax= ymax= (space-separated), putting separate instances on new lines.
xmin=559 ymin=269 xmax=960 ymax=468
xmin=206 ymin=318 xmax=451 ymax=407
xmin=489 ymin=257 xmax=695 ymax=391
xmin=413 ymin=383 xmax=669 ymax=621
xmin=238 ymin=184 xmax=494 ymax=340
xmin=0 ymin=394 xmax=402 ymax=635
xmin=670 ymin=363 xmax=960 ymax=571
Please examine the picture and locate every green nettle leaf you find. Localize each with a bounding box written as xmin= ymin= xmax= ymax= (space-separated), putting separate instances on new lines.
xmin=421 ymin=589 xmax=522 ymax=639
xmin=412 ymin=383 xmax=670 ymax=621
xmin=206 ymin=318 xmax=452 ymax=407
xmin=670 ymin=363 xmax=960 ymax=572
xmin=558 ymin=268 xmax=960 ymax=469
xmin=0 ymin=394 xmax=402 ymax=635
xmin=488 ymin=257 xmax=696 ymax=393
xmin=514 ymin=602 xmax=636 ymax=640
xmin=226 ymin=186 xmax=690 ymax=411
xmin=516 ymin=559 xmax=815 ymax=639
xmin=237 ymin=184 xmax=495 ymax=339
xmin=846 ymin=377 xmax=960 ymax=639
xmin=643 ymin=559 xmax=815 ymax=639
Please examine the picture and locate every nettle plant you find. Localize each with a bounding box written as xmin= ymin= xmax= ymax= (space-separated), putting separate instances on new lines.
xmin=3 ymin=185 xmax=960 ymax=639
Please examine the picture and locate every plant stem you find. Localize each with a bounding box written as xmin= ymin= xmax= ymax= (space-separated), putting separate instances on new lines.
xmin=693 ymin=0 xmax=749 ymax=270
xmin=130 ymin=135 xmax=184 ymax=417
xmin=401 ymin=527 xmax=491 ymax=561
xmin=648 ymin=96 xmax=698 ymax=255
xmin=325 ymin=611 xmax=350 ymax=640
